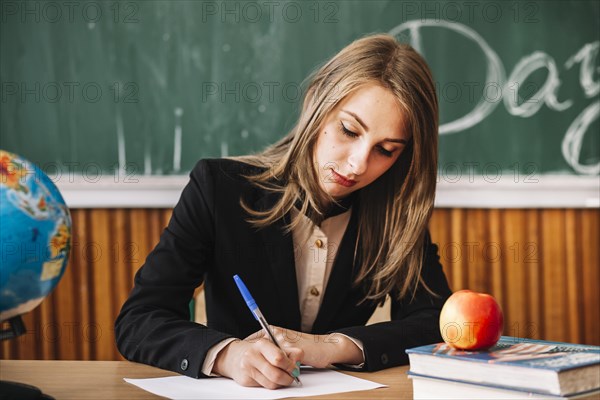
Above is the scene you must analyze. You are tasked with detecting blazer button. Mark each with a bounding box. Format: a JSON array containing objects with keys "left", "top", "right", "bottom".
[
  {"left": 380, "top": 353, "right": 389, "bottom": 365},
  {"left": 180, "top": 358, "right": 189, "bottom": 371},
  {"left": 315, "top": 239, "right": 324, "bottom": 248}
]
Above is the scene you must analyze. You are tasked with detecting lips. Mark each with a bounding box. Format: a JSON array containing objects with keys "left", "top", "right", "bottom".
[{"left": 330, "top": 170, "right": 357, "bottom": 187}]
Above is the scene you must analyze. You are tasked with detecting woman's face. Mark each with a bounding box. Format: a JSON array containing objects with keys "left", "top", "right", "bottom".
[{"left": 313, "top": 84, "right": 410, "bottom": 201}]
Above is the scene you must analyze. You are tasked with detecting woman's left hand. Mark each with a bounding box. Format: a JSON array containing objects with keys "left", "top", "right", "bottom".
[{"left": 244, "top": 327, "right": 364, "bottom": 368}]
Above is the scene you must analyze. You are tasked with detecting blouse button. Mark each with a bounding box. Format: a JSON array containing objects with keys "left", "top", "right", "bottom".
[
  {"left": 315, "top": 239, "right": 323, "bottom": 248},
  {"left": 310, "top": 286, "right": 320, "bottom": 296}
]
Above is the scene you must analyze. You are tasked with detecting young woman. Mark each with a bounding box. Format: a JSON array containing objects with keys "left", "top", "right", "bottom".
[{"left": 115, "top": 33, "right": 452, "bottom": 389}]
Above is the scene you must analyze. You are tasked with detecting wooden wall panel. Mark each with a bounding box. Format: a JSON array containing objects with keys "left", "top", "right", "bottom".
[
  {"left": 565, "top": 209, "right": 581, "bottom": 344},
  {"left": 502, "top": 209, "right": 529, "bottom": 339},
  {"left": 73, "top": 209, "right": 93, "bottom": 360},
  {"left": 1, "top": 208, "right": 599, "bottom": 361},
  {"left": 581, "top": 209, "right": 600, "bottom": 345},
  {"left": 487, "top": 209, "right": 505, "bottom": 309},
  {"left": 113, "top": 209, "right": 132, "bottom": 349},
  {"left": 90, "top": 209, "right": 116, "bottom": 360},
  {"left": 525, "top": 210, "right": 543, "bottom": 341},
  {"left": 542, "top": 210, "right": 567, "bottom": 342}
]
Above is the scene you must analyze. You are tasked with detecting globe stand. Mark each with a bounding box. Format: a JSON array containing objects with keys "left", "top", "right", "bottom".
[
  {"left": 1, "top": 316, "right": 55, "bottom": 400},
  {"left": 0, "top": 315, "right": 26, "bottom": 340}
]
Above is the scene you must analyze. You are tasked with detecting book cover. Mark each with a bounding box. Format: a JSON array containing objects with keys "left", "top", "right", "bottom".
[{"left": 406, "top": 336, "right": 600, "bottom": 396}]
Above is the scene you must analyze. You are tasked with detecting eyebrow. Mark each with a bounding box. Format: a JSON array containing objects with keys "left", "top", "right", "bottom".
[{"left": 341, "top": 109, "right": 408, "bottom": 145}]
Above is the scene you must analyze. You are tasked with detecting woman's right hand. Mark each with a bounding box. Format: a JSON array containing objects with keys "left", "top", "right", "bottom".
[{"left": 212, "top": 338, "right": 303, "bottom": 389}]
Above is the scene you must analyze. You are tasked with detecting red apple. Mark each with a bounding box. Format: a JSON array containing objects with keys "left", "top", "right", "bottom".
[{"left": 439, "top": 290, "right": 504, "bottom": 350}]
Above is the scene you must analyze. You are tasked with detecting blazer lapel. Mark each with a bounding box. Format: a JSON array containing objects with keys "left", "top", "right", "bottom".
[
  {"left": 311, "top": 206, "right": 360, "bottom": 333},
  {"left": 255, "top": 191, "right": 302, "bottom": 331}
]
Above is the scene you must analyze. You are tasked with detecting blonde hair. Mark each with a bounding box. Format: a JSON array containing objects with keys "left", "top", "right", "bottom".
[{"left": 231, "top": 33, "right": 439, "bottom": 304}]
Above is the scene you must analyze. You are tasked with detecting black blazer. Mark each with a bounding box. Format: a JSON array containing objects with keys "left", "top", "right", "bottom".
[{"left": 115, "top": 158, "right": 452, "bottom": 378}]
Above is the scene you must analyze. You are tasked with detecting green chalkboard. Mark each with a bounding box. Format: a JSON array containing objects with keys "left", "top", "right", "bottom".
[{"left": 1, "top": 0, "right": 598, "bottom": 178}]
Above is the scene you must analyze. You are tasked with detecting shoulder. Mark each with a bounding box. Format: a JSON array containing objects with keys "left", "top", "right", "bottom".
[{"left": 191, "top": 158, "right": 266, "bottom": 185}]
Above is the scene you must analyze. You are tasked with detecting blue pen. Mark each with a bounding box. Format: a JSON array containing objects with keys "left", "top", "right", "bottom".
[{"left": 233, "top": 274, "right": 301, "bottom": 385}]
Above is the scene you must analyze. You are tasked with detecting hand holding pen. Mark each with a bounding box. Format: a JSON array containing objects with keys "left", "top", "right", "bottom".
[
  {"left": 212, "top": 276, "right": 303, "bottom": 389},
  {"left": 233, "top": 274, "right": 302, "bottom": 385}
]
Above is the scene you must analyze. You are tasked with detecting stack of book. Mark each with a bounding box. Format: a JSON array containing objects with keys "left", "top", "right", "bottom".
[{"left": 406, "top": 336, "right": 600, "bottom": 399}]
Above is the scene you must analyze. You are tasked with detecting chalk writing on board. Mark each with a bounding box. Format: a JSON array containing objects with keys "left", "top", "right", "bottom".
[{"left": 391, "top": 20, "right": 599, "bottom": 175}]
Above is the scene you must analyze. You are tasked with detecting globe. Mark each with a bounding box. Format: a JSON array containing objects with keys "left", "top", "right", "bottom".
[{"left": 0, "top": 150, "right": 71, "bottom": 325}]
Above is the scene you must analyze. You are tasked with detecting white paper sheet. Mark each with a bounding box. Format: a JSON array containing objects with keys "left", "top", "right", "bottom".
[{"left": 124, "top": 368, "right": 387, "bottom": 399}]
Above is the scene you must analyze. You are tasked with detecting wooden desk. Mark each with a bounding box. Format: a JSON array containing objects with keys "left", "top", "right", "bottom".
[{"left": 0, "top": 360, "right": 412, "bottom": 399}]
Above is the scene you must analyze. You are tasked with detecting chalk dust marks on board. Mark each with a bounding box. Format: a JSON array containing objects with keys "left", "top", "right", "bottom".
[
  {"left": 116, "top": 107, "right": 126, "bottom": 177},
  {"left": 234, "top": 22, "right": 285, "bottom": 151},
  {"left": 138, "top": 42, "right": 186, "bottom": 174},
  {"left": 173, "top": 107, "right": 183, "bottom": 172},
  {"left": 206, "top": 23, "right": 230, "bottom": 157},
  {"left": 137, "top": 16, "right": 169, "bottom": 175}
]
